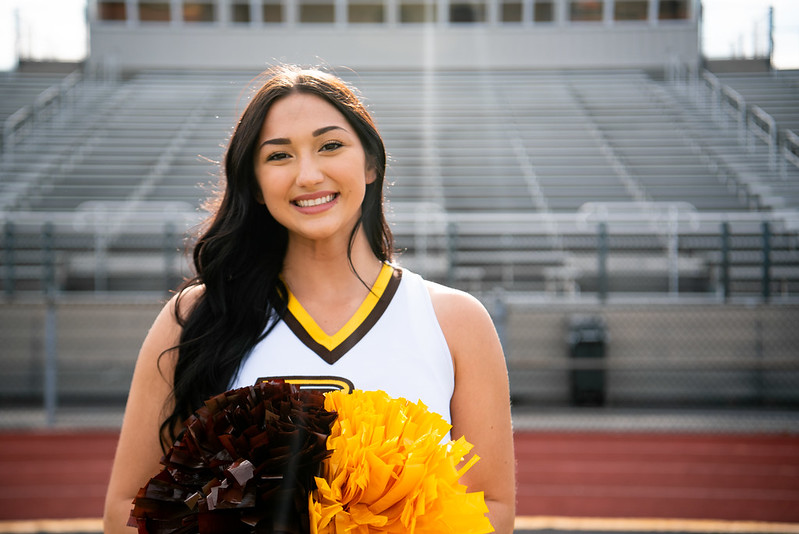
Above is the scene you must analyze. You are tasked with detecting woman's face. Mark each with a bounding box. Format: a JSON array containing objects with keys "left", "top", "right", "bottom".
[{"left": 253, "top": 92, "right": 374, "bottom": 247}]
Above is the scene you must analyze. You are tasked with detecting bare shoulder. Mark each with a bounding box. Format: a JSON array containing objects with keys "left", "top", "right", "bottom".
[
  {"left": 171, "top": 284, "right": 205, "bottom": 319},
  {"left": 142, "top": 284, "right": 205, "bottom": 361},
  {"left": 425, "top": 280, "right": 487, "bottom": 315},
  {"left": 424, "top": 280, "right": 498, "bottom": 350}
]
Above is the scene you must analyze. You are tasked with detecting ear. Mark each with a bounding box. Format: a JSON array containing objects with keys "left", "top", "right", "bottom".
[
  {"left": 365, "top": 167, "right": 377, "bottom": 185},
  {"left": 253, "top": 187, "right": 265, "bottom": 205}
]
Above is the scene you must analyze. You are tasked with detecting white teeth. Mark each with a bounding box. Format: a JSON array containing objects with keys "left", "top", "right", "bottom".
[{"left": 295, "top": 194, "right": 335, "bottom": 208}]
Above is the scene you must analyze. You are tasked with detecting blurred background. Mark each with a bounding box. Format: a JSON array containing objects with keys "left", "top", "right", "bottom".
[{"left": 0, "top": 0, "right": 798, "bottom": 532}]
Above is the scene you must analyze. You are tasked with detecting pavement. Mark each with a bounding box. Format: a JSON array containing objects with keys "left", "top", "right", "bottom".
[{"left": 2, "top": 404, "right": 798, "bottom": 434}]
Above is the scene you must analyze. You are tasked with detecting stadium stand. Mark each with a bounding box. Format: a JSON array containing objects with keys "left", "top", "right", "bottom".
[
  {"left": 0, "top": 71, "right": 77, "bottom": 132},
  {"left": 2, "top": 67, "right": 799, "bottom": 297},
  {"left": 2, "top": 5, "right": 798, "bottom": 528},
  {"left": 2, "top": 64, "right": 799, "bottom": 411},
  {"left": 713, "top": 71, "right": 799, "bottom": 135}
]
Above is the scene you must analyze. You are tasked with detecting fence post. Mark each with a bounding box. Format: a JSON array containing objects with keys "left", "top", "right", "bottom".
[
  {"left": 753, "top": 314, "right": 765, "bottom": 405},
  {"left": 446, "top": 222, "right": 458, "bottom": 287},
  {"left": 4, "top": 221, "right": 14, "bottom": 297},
  {"left": 598, "top": 222, "right": 608, "bottom": 302},
  {"left": 720, "top": 222, "right": 730, "bottom": 301},
  {"left": 94, "top": 231, "right": 109, "bottom": 293},
  {"left": 42, "top": 222, "right": 57, "bottom": 426},
  {"left": 761, "top": 221, "right": 771, "bottom": 302},
  {"left": 42, "top": 222, "right": 56, "bottom": 296},
  {"left": 492, "top": 287, "right": 508, "bottom": 359},
  {"left": 164, "top": 221, "right": 176, "bottom": 293},
  {"left": 667, "top": 206, "right": 679, "bottom": 296}
]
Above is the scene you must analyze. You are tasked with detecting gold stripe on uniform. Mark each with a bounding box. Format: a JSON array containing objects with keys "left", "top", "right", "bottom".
[
  {"left": 286, "top": 263, "right": 395, "bottom": 352},
  {"left": 258, "top": 375, "right": 354, "bottom": 393}
]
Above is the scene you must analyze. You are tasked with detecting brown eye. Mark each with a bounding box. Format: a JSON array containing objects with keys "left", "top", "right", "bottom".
[
  {"left": 267, "top": 152, "right": 290, "bottom": 162},
  {"left": 321, "top": 141, "right": 343, "bottom": 152}
]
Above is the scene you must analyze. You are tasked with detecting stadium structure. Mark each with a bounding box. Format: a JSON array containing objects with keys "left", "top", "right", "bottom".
[{"left": 1, "top": 0, "right": 799, "bottom": 411}]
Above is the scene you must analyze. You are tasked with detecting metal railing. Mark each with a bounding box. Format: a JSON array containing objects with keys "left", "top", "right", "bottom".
[
  {"left": 3, "top": 204, "right": 798, "bottom": 300},
  {"left": 782, "top": 129, "right": 799, "bottom": 179},
  {"left": 749, "top": 104, "right": 778, "bottom": 169},
  {"left": 1, "top": 58, "right": 122, "bottom": 160},
  {"left": 669, "top": 65, "right": 798, "bottom": 176},
  {"left": 2, "top": 70, "right": 83, "bottom": 157}
]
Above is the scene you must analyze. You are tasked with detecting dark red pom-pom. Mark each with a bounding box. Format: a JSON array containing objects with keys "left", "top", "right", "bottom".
[{"left": 130, "top": 381, "right": 337, "bottom": 534}]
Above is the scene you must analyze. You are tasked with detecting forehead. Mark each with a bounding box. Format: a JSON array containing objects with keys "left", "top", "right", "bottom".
[{"left": 260, "top": 92, "right": 349, "bottom": 136}]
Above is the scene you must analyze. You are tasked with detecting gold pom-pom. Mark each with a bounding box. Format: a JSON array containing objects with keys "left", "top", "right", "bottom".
[{"left": 309, "top": 389, "right": 493, "bottom": 533}]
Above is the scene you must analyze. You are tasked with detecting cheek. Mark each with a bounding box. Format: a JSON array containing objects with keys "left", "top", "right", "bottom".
[
  {"left": 254, "top": 169, "right": 286, "bottom": 202},
  {"left": 335, "top": 156, "right": 372, "bottom": 189}
]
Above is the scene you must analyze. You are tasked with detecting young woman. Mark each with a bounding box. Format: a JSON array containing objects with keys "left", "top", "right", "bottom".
[{"left": 103, "top": 65, "right": 516, "bottom": 533}]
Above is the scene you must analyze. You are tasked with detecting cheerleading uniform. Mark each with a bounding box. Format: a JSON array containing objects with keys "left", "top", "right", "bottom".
[{"left": 230, "top": 264, "right": 455, "bottom": 424}]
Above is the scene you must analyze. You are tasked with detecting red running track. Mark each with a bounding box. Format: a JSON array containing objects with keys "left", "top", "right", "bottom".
[
  {"left": 514, "top": 432, "right": 799, "bottom": 523},
  {"left": 0, "top": 431, "right": 797, "bottom": 523}
]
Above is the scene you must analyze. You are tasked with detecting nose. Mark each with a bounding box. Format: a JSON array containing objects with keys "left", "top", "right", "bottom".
[{"left": 295, "top": 154, "right": 324, "bottom": 187}]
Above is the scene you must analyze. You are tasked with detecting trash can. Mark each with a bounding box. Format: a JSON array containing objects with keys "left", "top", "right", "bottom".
[{"left": 566, "top": 315, "right": 608, "bottom": 406}]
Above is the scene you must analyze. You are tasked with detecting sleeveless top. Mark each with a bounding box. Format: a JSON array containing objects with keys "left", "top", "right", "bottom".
[{"left": 230, "top": 264, "right": 455, "bottom": 424}]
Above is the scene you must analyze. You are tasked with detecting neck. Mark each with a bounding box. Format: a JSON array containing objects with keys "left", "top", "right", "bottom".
[{"left": 281, "top": 228, "right": 384, "bottom": 300}]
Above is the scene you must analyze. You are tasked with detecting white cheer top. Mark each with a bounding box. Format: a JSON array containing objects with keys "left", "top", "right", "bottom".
[{"left": 230, "top": 264, "right": 455, "bottom": 424}]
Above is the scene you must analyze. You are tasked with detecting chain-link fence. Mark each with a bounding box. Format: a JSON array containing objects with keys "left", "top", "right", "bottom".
[
  {"left": 2, "top": 203, "right": 799, "bottom": 430},
  {"left": 501, "top": 299, "right": 799, "bottom": 407},
  {"left": 2, "top": 294, "right": 798, "bottom": 431}
]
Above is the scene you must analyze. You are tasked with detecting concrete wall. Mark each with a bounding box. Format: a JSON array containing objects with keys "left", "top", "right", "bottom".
[
  {"left": 2, "top": 298, "right": 797, "bottom": 407},
  {"left": 89, "top": 24, "right": 700, "bottom": 71},
  {"left": 507, "top": 302, "right": 799, "bottom": 406}
]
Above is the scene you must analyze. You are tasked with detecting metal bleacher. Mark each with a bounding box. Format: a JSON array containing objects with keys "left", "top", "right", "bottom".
[
  {"left": 1, "top": 66, "right": 798, "bottom": 296},
  {"left": 698, "top": 70, "right": 799, "bottom": 212},
  {"left": 0, "top": 71, "right": 75, "bottom": 132},
  {"left": 714, "top": 70, "right": 799, "bottom": 135}
]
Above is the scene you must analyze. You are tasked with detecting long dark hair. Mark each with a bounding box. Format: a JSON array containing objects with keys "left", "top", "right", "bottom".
[{"left": 159, "top": 65, "right": 394, "bottom": 449}]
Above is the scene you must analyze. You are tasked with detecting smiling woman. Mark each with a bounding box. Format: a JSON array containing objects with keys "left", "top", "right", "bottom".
[
  {"left": 253, "top": 93, "right": 373, "bottom": 247},
  {"left": 102, "top": 65, "right": 516, "bottom": 533}
]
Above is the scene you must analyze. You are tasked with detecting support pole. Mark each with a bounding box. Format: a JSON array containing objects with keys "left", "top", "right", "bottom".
[
  {"left": 598, "top": 222, "right": 608, "bottom": 303},
  {"left": 4, "top": 221, "right": 14, "bottom": 297},
  {"left": 446, "top": 221, "right": 457, "bottom": 287},
  {"left": 720, "top": 221, "right": 730, "bottom": 301},
  {"left": 42, "top": 222, "right": 57, "bottom": 427},
  {"left": 761, "top": 221, "right": 771, "bottom": 302},
  {"left": 164, "top": 221, "right": 176, "bottom": 293}
]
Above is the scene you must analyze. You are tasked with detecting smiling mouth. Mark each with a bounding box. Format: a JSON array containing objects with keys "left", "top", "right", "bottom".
[{"left": 293, "top": 193, "right": 338, "bottom": 208}]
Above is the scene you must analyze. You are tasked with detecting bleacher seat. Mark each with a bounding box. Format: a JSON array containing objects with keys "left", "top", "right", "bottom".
[{"left": 1, "top": 68, "right": 798, "bottom": 296}]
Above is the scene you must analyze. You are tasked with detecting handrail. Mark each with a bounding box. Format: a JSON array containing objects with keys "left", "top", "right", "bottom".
[
  {"left": 4, "top": 205, "right": 796, "bottom": 301},
  {"left": 1, "top": 69, "right": 85, "bottom": 158},
  {"left": 691, "top": 68, "right": 793, "bottom": 173},
  {"left": 5, "top": 204, "right": 795, "bottom": 235},
  {"left": 576, "top": 201, "right": 699, "bottom": 228},
  {"left": 700, "top": 70, "right": 722, "bottom": 120},
  {"left": 782, "top": 129, "right": 799, "bottom": 179},
  {"left": 720, "top": 85, "right": 746, "bottom": 144},
  {"left": 33, "top": 85, "right": 61, "bottom": 125},
  {"left": 2, "top": 106, "right": 33, "bottom": 156},
  {"left": 748, "top": 105, "right": 778, "bottom": 169},
  {"left": 665, "top": 55, "right": 694, "bottom": 93}
]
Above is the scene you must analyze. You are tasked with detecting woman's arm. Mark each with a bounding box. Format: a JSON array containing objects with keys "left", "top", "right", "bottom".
[
  {"left": 428, "top": 283, "right": 516, "bottom": 534},
  {"left": 103, "top": 293, "right": 186, "bottom": 533}
]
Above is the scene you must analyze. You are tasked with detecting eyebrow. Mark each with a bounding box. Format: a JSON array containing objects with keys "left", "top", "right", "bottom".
[{"left": 258, "top": 125, "right": 347, "bottom": 150}]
